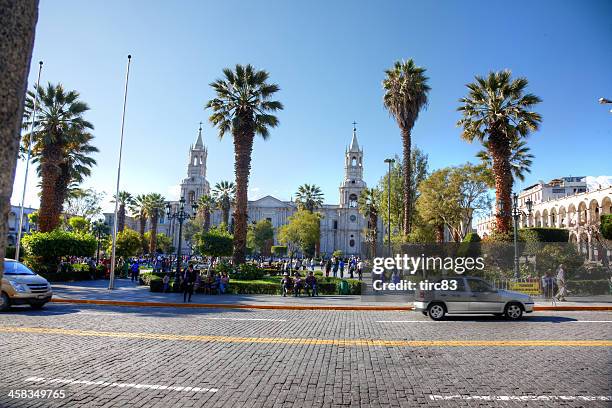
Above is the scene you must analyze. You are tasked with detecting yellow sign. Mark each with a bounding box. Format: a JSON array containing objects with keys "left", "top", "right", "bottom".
[{"left": 509, "top": 281, "right": 541, "bottom": 295}]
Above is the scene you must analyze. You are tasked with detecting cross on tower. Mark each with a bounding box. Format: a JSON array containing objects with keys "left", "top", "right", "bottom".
[{"left": 352, "top": 121, "right": 357, "bottom": 130}]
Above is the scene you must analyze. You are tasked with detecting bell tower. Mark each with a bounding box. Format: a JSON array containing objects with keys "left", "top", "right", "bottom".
[
  {"left": 339, "top": 123, "right": 366, "bottom": 209},
  {"left": 180, "top": 123, "right": 210, "bottom": 208}
]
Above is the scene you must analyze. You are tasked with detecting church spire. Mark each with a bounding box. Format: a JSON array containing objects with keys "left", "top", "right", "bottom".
[
  {"left": 194, "top": 121, "right": 204, "bottom": 149},
  {"left": 349, "top": 121, "right": 359, "bottom": 152}
]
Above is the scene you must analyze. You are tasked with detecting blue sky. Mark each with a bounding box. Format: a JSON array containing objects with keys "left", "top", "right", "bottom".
[{"left": 11, "top": 0, "right": 612, "bottom": 213}]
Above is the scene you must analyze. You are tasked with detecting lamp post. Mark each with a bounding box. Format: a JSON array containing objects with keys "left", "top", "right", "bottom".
[
  {"left": 498, "top": 193, "right": 533, "bottom": 279},
  {"left": 92, "top": 221, "right": 108, "bottom": 264},
  {"left": 166, "top": 197, "right": 198, "bottom": 277},
  {"left": 383, "top": 158, "right": 395, "bottom": 258}
]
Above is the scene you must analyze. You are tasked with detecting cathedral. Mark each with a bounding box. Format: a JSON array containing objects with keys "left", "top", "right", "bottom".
[{"left": 107, "top": 125, "right": 383, "bottom": 257}]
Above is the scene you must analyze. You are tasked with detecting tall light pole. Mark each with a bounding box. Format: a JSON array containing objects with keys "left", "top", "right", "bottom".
[
  {"left": 384, "top": 158, "right": 395, "bottom": 258},
  {"left": 109, "top": 55, "right": 132, "bottom": 290},
  {"left": 15, "top": 61, "right": 43, "bottom": 261},
  {"left": 499, "top": 193, "right": 532, "bottom": 279},
  {"left": 166, "top": 197, "right": 198, "bottom": 278}
]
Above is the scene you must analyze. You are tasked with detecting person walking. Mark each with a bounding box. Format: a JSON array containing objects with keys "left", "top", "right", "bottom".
[
  {"left": 357, "top": 259, "right": 364, "bottom": 281},
  {"left": 130, "top": 260, "right": 139, "bottom": 283},
  {"left": 554, "top": 264, "right": 567, "bottom": 301},
  {"left": 325, "top": 259, "right": 332, "bottom": 277},
  {"left": 339, "top": 259, "right": 345, "bottom": 278},
  {"left": 332, "top": 257, "right": 339, "bottom": 278},
  {"left": 182, "top": 265, "right": 197, "bottom": 303}
]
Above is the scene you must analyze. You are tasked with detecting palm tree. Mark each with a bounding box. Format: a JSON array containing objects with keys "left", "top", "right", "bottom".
[
  {"left": 1, "top": 0, "right": 38, "bottom": 277},
  {"left": 383, "top": 59, "right": 430, "bottom": 237},
  {"left": 207, "top": 65, "right": 283, "bottom": 264},
  {"left": 129, "top": 194, "right": 148, "bottom": 252},
  {"left": 212, "top": 181, "right": 235, "bottom": 228},
  {"left": 295, "top": 184, "right": 324, "bottom": 213},
  {"left": 477, "top": 139, "right": 534, "bottom": 183},
  {"left": 458, "top": 70, "right": 542, "bottom": 233},
  {"left": 112, "top": 191, "right": 134, "bottom": 232},
  {"left": 22, "top": 83, "right": 96, "bottom": 232},
  {"left": 358, "top": 188, "right": 380, "bottom": 258},
  {"left": 197, "top": 194, "right": 216, "bottom": 232},
  {"left": 144, "top": 193, "right": 166, "bottom": 254}
]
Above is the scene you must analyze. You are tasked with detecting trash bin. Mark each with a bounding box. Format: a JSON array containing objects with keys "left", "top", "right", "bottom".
[{"left": 338, "top": 279, "right": 350, "bottom": 295}]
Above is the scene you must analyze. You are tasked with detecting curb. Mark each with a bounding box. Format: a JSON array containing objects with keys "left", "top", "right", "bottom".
[{"left": 50, "top": 298, "right": 612, "bottom": 312}]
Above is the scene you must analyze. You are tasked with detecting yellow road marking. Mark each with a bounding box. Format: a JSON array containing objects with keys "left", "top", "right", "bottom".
[{"left": 1, "top": 326, "right": 610, "bottom": 347}]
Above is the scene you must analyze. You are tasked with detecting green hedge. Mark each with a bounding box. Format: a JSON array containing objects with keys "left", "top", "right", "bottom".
[
  {"left": 601, "top": 214, "right": 612, "bottom": 240},
  {"left": 567, "top": 280, "right": 610, "bottom": 296},
  {"left": 38, "top": 263, "right": 106, "bottom": 282},
  {"left": 519, "top": 228, "right": 569, "bottom": 243}
]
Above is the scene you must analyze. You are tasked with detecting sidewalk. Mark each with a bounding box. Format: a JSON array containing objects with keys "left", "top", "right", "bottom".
[{"left": 49, "top": 279, "right": 612, "bottom": 311}]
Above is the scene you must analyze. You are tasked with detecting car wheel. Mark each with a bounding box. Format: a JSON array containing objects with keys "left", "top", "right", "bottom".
[
  {"left": 0, "top": 292, "right": 10, "bottom": 312},
  {"left": 30, "top": 302, "right": 46, "bottom": 310},
  {"left": 427, "top": 303, "right": 446, "bottom": 321},
  {"left": 504, "top": 302, "right": 523, "bottom": 320}
]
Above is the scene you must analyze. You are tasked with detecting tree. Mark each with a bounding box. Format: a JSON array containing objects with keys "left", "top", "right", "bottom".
[
  {"left": 358, "top": 188, "right": 380, "bottom": 258},
  {"left": 295, "top": 184, "right": 324, "bottom": 212},
  {"left": 144, "top": 193, "right": 166, "bottom": 254},
  {"left": 0, "top": 0, "right": 39, "bottom": 279},
  {"left": 198, "top": 227, "right": 233, "bottom": 257},
  {"left": 28, "top": 210, "right": 39, "bottom": 230},
  {"left": 383, "top": 59, "right": 430, "bottom": 236},
  {"left": 378, "top": 148, "right": 428, "bottom": 240},
  {"left": 22, "top": 83, "right": 97, "bottom": 231},
  {"left": 129, "top": 194, "right": 148, "bottom": 249},
  {"left": 144, "top": 231, "right": 173, "bottom": 254},
  {"left": 247, "top": 219, "right": 274, "bottom": 255},
  {"left": 206, "top": 64, "right": 283, "bottom": 265},
  {"left": 212, "top": 181, "right": 235, "bottom": 228},
  {"left": 477, "top": 139, "right": 534, "bottom": 186},
  {"left": 196, "top": 194, "right": 216, "bottom": 232},
  {"left": 417, "top": 164, "right": 491, "bottom": 242},
  {"left": 68, "top": 216, "right": 90, "bottom": 233},
  {"left": 112, "top": 191, "right": 134, "bottom": 232},
  {"left": 458, "top": 70, "right": 542, "bottom": 234},
  {"left": 64, "top": 188, "right": 104, "bottom": 220},
  {"left": 112, "top": 228, "right": 142, "bottom": 259},
  {"left": 278, "top": 210, "right": 321, "bottom": 257}
]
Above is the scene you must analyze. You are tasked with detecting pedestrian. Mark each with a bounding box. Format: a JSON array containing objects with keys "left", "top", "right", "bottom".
[
  {"left": 357, "top": 259, "right": 363, "bottom": 281},
  {"left": 554, "top": 264, "right": 567, "bottom": 301},
  {"left": 130, "top": 260, "right": 139, "bottom": 282},
  {"left": 162, "top": 273, "right": 170, "bottom": 293},
  {"left": 182, "top": 265, "right": 197, "bottom": 303},
  {"left": 339, "top": 259, "right": 345, "bottom": 278},
  {"left": 325, "top": 259, "right": 332, "bottom": 277}
]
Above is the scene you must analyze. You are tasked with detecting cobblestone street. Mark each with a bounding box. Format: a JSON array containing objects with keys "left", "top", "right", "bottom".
[{"left": 0, "top": 304, "right": 610, "bottom": 407}]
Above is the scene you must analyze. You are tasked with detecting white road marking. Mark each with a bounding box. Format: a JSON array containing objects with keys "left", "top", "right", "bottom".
[
  {"left": 429, "top": 395, "right": 611, "bottom": 401},
  {"left": 24, "top": 377, "right": 217, "bottom": 393}
]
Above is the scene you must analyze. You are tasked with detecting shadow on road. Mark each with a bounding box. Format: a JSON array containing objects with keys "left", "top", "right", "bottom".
[{"left": 437, "top": 315, "right": 579, "bottom": 323}]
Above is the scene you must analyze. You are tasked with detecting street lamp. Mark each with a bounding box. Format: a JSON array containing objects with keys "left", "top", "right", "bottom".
[
  {"left": 166, "top": 197, "right": 198, "bottom": 277},
  {"left": 383, "top": 158, "right": 395, "bottom": 258},
  {"left": 497, "top": 193, "right": 533, "bottom": 279},
  {"left": 92, "top": 221, "right": 109, "bottom": 264}
]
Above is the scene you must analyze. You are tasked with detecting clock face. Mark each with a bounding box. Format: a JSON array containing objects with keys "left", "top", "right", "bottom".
[{"left": 349, "top": 215, "right": 357, "bottom": 222}]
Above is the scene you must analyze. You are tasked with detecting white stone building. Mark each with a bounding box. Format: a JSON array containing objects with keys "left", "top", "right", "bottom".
[
  {"left": 106, "top": 125, "right": 383, "bottom": 257},
  {"left": 474, "top": 176, "right": 612, "bottom": 261},
  {"left": 7, "top": 205, "right": 36, "bottom": 247}
]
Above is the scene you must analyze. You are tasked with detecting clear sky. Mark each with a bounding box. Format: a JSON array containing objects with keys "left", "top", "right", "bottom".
[{"left": 11, "top": 0, "right": 612, "bottom": 214}]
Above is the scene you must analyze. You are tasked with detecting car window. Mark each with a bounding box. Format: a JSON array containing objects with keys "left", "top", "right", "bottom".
[
  {"left": 467, "top": 278, "right": 492, "bottom": 292},
  {"left": 3, "top": 261, "right": 36, "bottom": 275}
]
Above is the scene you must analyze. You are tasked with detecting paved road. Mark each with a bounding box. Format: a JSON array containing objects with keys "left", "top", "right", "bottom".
[{"left": 0, "top": 303, "right": 610, "bottom": 407}]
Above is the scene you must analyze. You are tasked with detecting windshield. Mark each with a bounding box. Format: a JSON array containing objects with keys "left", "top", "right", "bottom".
[{"left": 3, "top": 261, "right": 36, "bottom": 275}]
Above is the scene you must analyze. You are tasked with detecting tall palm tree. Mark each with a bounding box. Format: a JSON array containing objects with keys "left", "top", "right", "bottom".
[
  {"left": 295, "top": 184, "right": 324, "bottom": 213},
  {"left": 197, "top": 194, "right": 216, "bottom": 232},
  {"left": 206, "top": 64, "right": 283, "bottom": 264},
  {"left": 144, "top": 193, "right": 166, "bottom": 254},
  {"left": 212, "top": 181, "right": 235, "bottom": 228},
  {"left": 458, "top": 70, "right": 542, "bottom": 233},
  {"left": 358, "top": 188, "right": 380, "bottom": 258},
  {"left": 477, "top": 139, "right": 534, "bottom": 183},
  {"left": 129, "top": 194, "right": 148, "bottom": 252},
  {"left": 112, "top": 191, "right": 134, "bottom": 232},
  {"left": 22, "top": 83, "right": 96, "bottom": 232},
  {"left": 383, "top": 59, "right": 430, "bottom": 237},
  {"left": 0, "top": 0, "right": 39, "bottom": 277}
]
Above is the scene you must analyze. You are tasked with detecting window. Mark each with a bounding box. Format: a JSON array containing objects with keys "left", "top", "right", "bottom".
[
  {"left": 467, "top": 278, "right": 493, "bottom": 292},
  {"left": 333, "top": 220, "right": 338, "bottom": 229},
  {"left": 349, "top": 239, "right": 355, "bottom": 247},
  {"left": 3, "top": 261, "right": 35, "bottom": 275},
  {"left": 351, "top": 157, "right": 357, "bottom": 166},
  {"left": 349, "top": 215, "right": 357, "bottom": 222},
  {"left": 348, "top": 194, "right": 358, "bottom": 208}
]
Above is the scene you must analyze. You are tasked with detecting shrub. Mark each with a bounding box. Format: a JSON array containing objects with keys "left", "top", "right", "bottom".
[
  {"left": 567, "top": 280, "right": 610, "bottom": 296},
  {"left": 112, "top": 228, "right": 143, "bottom": 258},
  {"left": 520, "top": 228, "right": 569, "bottom": 243},
  {"left": 231, "top": 263, "right": 265, "bottom": 280},
  {"left": 21, "top": 230, "right": 97, "bottom": 274},
  {"left": 271, "top": 246, "right": 287, "bottom": 257},
  {"left": 462, "top": 232, "right": 481, "bottom": 243}
]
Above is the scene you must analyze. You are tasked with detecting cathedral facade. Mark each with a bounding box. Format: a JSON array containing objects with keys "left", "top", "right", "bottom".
[{"left": 107, "top": 126, "right": 383, "bottom": 257}]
